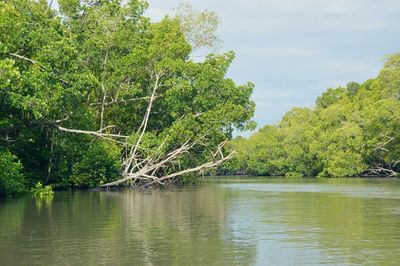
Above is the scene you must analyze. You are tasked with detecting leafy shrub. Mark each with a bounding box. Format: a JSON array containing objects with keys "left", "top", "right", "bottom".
[
  {"left": 325, "top": 151, "right": 365, "bottom": 177},
  {"left": 0, "top": 151, "right": 26, "bottom": 197},
  {"left": 31, "top": 182, "right": 54, "bottom": 197},
  {"left": 72, "top": 140, "right": 121, "bottom": 188}
]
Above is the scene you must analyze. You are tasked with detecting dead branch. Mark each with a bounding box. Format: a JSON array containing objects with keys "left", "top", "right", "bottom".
[
  {"left": 363, "top": 167, "right": 398, "bottom": 177},
  {"left": 155, "top": 151, "right": 235, "bottom": 184},
  {"left": 90, "top": 96, "right": 154, "bottom": 107},
  {"left": 374, "top": 135, "right": 395, "bottom": 152},
  {"left": 101, "top": 139, "right": 233, "bottom": 188},
  {"left": 99, "top": 83, "right": 107, "bottom": 132},
  {"left": 9, "top": 53, "right": 43, "bottom": 67},
  {"left": 55, "top": 125, "right": 128, "bottom": 139},
  {"left": 10, "top": 52, "right": 70, "bottom": 85},
  {"left": 124, "top": 73, "right": 162, "bottom": 173}
]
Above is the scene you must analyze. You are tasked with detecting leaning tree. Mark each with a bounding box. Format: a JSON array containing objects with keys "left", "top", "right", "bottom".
[{"left": 0, "top": 0, "right": 255, "bottom": 187}]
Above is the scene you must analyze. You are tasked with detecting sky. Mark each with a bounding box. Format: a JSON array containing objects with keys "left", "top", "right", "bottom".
[{"left": 145, "top": 0, "right": 400, "bottom": 133}]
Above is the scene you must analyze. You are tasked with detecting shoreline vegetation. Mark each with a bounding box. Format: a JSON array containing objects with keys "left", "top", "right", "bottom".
[
  {"left": 220, "top": 55, "right": 399, "bottom": 179},
  {"left": 0, "top": 1, "right": 398, "bottom": 198},
  {"left": 0, "top": 0, "right": 255, "bottom": 197}
]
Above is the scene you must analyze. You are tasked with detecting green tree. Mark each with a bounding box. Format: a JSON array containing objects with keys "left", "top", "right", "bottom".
[
  {"left": 226, "top": 54, "right": 399, "bottom": 178},
  {"left": 0, "top": 151, "right": 26, "bottom": 197},
  {"left": 0, "top": 0, "right": 255, "bottom": 191},
  {"left": 72, "top": 140, "right": 121, "bottom": 188},
  {"left": 174, "top": 2, "right": 221, "bottom": 51}
]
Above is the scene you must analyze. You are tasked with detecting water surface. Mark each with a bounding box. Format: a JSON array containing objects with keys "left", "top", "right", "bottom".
[{"left": 1, "top": 177, "right": 400, "bottom": 265}]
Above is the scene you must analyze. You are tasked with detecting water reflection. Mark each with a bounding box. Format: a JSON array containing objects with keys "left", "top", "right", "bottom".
[
  {"left": 222, "top": 179, "right": 400, "bottom": 265},
  {"left": 0, "top": 179, "right": 400, "bottom": 265},
  {"left": 0, "top": 187, "right": 256, "bottom": 265}
]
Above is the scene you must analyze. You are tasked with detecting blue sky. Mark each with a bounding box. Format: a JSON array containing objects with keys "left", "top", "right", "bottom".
[{"left": 146, "top": 0, "right": 400, "bottom": 133}]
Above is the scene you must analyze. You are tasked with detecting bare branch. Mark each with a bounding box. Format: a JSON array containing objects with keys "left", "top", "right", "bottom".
[
  {"left": 101, "top": 139, "right": 233, "bottom": 188},
  {"left": 99, "top": 83, "right": 107, "bottom": 132},
  {"left": 55, "top": 125, "right": 128, "bottom": 139},
  {"left": 9, "top": 53, "right": 43, "bottom": 67},
  {"left": 9, "top": 52, "right": 70, "bottom": 85},
  {"left": 363, "top": 167, "right": 398, "bottom": 177},
  {"left": 156, "top": 151, "right": 234, "bottom": 184},
  {"left": 90, "top": 96, "right": 155, "bottom": 107},
  {"left": 124, "top": 73, "right": 162, "bottom": 173},
  {"left": 374, "top": 135, "right": 395, "bottom": 152}
]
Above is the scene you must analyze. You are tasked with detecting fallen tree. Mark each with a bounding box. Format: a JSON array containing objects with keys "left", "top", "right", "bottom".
[
  {"left": 53, "top": 71, "right": 238, "bottom": 187},
  {"left": 0, "top": 0, "right": 255, "bottom": 189}
]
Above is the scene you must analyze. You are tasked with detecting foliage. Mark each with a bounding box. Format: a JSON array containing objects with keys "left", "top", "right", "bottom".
[
  {"left": 0, "top": 151, "right": 26, "bottom": 197},
  {"left": 174, "top": 2, "right": 221, "bottom": 51},
  {"left": 0, "top": 0, "right": 255, "bottom": 192},
  {"left": 31, "top": 182, "right": 54, "bottom": 197},
  {"left": 72, "top": 140, "right": 121, "bottom": 188},
  {"left": 224, "top": 55, "right": 400, "bottom": 177}
]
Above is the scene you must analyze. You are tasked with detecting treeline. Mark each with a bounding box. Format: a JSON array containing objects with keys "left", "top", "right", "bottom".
[
  {"left": 0, "top": 0, "right": 255, "bottom": 197},
  {"left": 222, "top": 55, "right": 400, "bottom": 177}
]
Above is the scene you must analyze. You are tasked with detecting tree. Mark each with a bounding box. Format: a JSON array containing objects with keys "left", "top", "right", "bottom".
[
  {"left": 225, "top": 54, "right": 399, "bottom": 178},
  {"left": 174, "top": 2, "right": 221, "bottom": 51},
  {"left": 0, "top": 0, "right": 255, "bottom": 190},
  {"left": 0, "top": 151, "right": 26, "bottom": 197}
]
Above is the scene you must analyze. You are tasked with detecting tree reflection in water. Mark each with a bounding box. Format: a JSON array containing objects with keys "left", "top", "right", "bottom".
[{"left": 0, "top": 186, "right": 256, "bottom": 265}]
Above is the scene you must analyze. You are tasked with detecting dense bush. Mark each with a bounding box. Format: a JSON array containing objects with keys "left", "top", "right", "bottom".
[
  {"left": 223, "top": 54, "right": 400, "bottom": 177},
  {"left": 72, "top": 140, "right": 122, "bottom": 188},
  {"left": 0, "top": 151, "right": 26, "bottom": 197}
]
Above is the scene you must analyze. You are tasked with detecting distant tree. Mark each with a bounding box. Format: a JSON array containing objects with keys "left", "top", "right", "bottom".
[
  {"left": 225, "top": 54, "right": 400, "bottom": 178},
  {"left": 174, "top": 2, "right": 222, "bottom": 51}
]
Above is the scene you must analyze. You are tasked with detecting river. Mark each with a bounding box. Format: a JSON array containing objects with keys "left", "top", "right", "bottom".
[{"left": 1, "top": 177, "right": 399, "bottom": 265}]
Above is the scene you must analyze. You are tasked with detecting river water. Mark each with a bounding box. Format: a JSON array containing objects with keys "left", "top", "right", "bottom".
[{"left": 1, "top": 177, "right": 400, "bottom": 265}]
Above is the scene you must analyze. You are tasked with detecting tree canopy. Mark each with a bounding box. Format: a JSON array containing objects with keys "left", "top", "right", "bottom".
[{"left": 222, "top": 54, "right": 400, "bottom": 178}]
